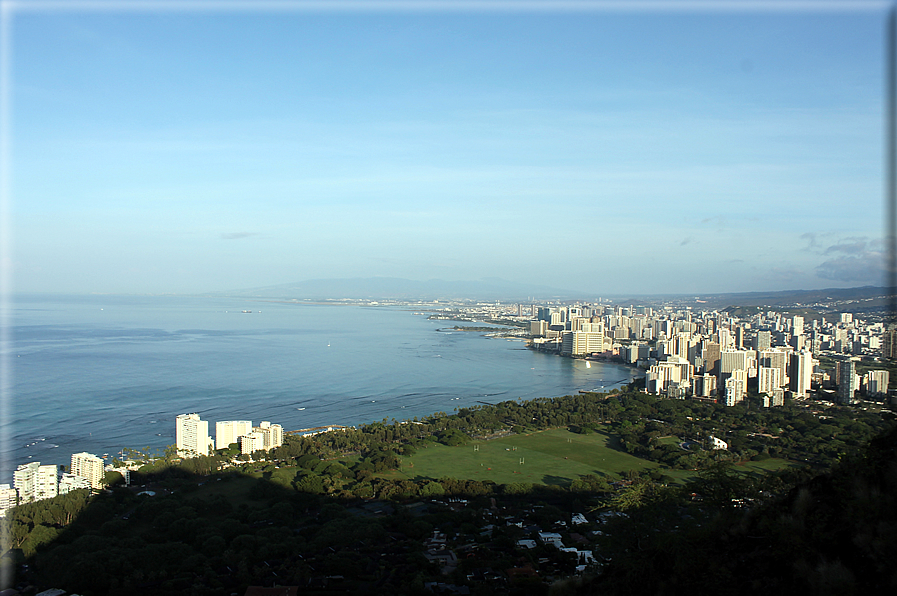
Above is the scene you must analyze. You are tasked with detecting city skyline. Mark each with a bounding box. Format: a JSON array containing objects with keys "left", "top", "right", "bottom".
[{"left": 4, "top": 1, "right": 889, "bottom": 296}]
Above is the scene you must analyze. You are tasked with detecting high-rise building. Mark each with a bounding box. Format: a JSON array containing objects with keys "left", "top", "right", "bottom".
[
  {"left": 234, "top": 421, "right": 284, "bottom": 454},
  {"left": 216, "top": 420, "right": 253, "bottom": 450},
  {"left": 14, "top": 462, "right": 58, "bottom": 503},
  {"left": 790, "top": 334, "right": 807, "bottom": 351},
  {"left": 864, "top": 370, "right": 890, "bottom": 397},
  {"left": 529, "top": 320, "right": 548, "bottom": 336},
  {"left": 672, "top": 332, "right": 690, "bottom": 360},
  {"left": 240, "top": 432, "right": 266, "bottom": 455},
  {"left": 13, "top": 463, "right": 37, "bottom": 503},
  {"left": 836, "top": 358, "right": 859, "bottom": 405},
  {"left": 176, "top": 413, "right": 212, "bottom": 457},
  {"left": 560, "top": 330, "right": 605, "bottom": 356},
  {"left": 255, "top": 421, "right": 284, "bottom": 450},
  {"left": 789, "top": 349, "right": 814, "bottom": 398},
  {"left": 753, "top": 330, "right": 772, "bottom": 351},
  {"left": 0, "top": 484, "right": 18, "bottom": 518},
  {"left": 570, "top": 317, "right": 589, "bottom": 332},
  {"left": 717, "top": 328, "right": 734, "bottom": 350},
  {"left": 883, "top": 327, "right": 897, "bottom": 359},
  {"left": 692, "top": 374, "right": 717, "bottom": 397},
  {"left": 702, "top": 341, "right": 720, "bottom": 376},
  {"left": 71, "top": 452, "right": 104, "bottom": 490},
  {"left": 758, "top": 366, "right": 783, "bottom": 395},
  {"left": 720, "top": 350, "right": 755, "bottom": 377},
  {"left": 761, "top": 389, "right": 785, "bottom": 408},
  {"left": 759, "top": 348, "right": 790, "bottom": 385},
  {"left": 724, "top": 369, "right": 747, "bottom": 406},
  {"left": 645, "top": 356, "right": 691, "bottom": 396}
]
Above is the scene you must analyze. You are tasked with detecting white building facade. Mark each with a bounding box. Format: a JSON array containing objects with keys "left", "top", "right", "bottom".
[
  {"left": 176, "top": 413, "right": 213, "bottom": 457},
  {"left": 14, "top": 462, "right": 58, "bottom": 503},
  {"left": 71, "top": 452, "right": 104, "bottom": 490},
  {"left": 216, "top": 420, "right": 253, "bottom": 450}
]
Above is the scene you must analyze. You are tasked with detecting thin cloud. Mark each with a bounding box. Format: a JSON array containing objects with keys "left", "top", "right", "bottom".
[
  {"left": 766, "top": 266, "right": 806, "bottom": 281},
  {"left": 815, "top": 250, "right": 884, "bottom": 283},
  {"left": 799, "top": 232, "right": 820, "bottom": 251},
  {"left": 220, "top": 232, "right": 257, "bottom": 240},
  {"left": 801, "top": 233, "right": 875, "bottom": 257},
  {"left": 823, "top": 239, "right": 868, "bottom": 255}
]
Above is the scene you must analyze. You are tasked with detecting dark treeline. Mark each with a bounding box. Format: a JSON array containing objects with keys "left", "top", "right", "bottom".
[{"left": 12, "top": 474, "right": 607, "bottom": 595}]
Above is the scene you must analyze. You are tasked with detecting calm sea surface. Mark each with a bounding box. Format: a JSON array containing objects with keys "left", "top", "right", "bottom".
[{"left": 4, "top": 294, "right": 641, "bottom": 480}]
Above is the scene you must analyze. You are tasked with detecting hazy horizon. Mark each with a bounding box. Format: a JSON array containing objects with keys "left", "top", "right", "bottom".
[
  {"left": 10, "top": 276, "right": 890, "bottom": 304},
  {"left": 7, "top": 2, "right": 888, "bottom": 296}
]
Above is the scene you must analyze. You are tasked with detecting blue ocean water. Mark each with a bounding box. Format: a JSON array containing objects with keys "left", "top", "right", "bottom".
[{"left": 4, "top": 294, "right": 641, "bottom": 480}]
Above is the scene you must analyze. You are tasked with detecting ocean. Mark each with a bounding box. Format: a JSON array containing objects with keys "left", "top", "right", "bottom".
[{"left": 4, "top": 294, "right": 641, "bottom": 480}]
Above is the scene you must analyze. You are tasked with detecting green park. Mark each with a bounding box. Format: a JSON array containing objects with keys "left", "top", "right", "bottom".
[{"left": 385, "top": 427, "right": 796, "bottom": 487}]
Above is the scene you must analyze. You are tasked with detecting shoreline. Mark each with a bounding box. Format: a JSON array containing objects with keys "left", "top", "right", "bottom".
[{"left": 6, "top": 300, "right": 632, "bottom": 483}]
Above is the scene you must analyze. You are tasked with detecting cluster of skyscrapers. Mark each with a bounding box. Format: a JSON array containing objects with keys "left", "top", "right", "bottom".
[
  {"left": 527, "top": 305, "right": 890, "bottom": 407},
  {"left": 1, "top": 452, "right": 105, "bottom": 517},
  {"left": 176, "top": 413, "right": 284, "bottom": 458},
  {"left": 1, "top": 413, "right": 287, "bottom": 516}
]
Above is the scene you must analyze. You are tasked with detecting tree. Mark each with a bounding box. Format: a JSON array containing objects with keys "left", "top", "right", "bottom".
[
  {"left": 21, "top": 524, "right": 58, "bottom": 557},
  {"left": 608, "top": 479, "right": 658, "bottom": 511},
  {"left": 104, "top": 470, "right": 125, "bottom": 487},
  {"left": 420, "top": 481, "right": 445, "bottom": 497}
]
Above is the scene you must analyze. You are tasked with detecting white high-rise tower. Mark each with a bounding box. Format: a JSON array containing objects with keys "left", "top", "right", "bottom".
[
  {"left": 216, "top": 420, "right": 253, "bottom": 450},
  {"left": 71, "top": 452, "right": 105, "bottom": 490},
  {"left": 176, "top": 413, "right": 212, "bottom": 457},
  {"left": 789, "top": 349, "right": 813, "bottom": 398}
]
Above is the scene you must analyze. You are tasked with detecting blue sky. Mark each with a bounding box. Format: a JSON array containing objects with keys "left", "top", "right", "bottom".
[{"left": 6, "top": 2, "right": 888, "bottom": 295}]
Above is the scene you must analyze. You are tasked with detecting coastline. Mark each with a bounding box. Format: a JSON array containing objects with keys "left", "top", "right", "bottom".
[{"left": 7, "top": 297, "right": 636, "bottom": 482}]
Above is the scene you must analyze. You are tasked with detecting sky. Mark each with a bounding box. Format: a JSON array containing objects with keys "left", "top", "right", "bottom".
[{"left": 4, "top": 1, "right": 890, "bottom": 296}]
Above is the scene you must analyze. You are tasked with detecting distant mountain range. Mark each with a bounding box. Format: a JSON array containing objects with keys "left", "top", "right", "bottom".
[
  {"left": 213, "top": 278, "right": 895, "bottom": 308},
  {"left": 682, "top": 286, "right": 894, "bottom": 310},
  {"left": 614, "top": 286, "right": 895, "bottom": 309}
]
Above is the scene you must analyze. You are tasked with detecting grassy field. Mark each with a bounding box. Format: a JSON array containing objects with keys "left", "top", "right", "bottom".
[
  {"left": 385, "top": 428, "right": 799, "bottom": 487},
  {"left": 390, "top": 428, "right": 662, "bottom": 487},
  {"left": 180, "top": 430, "right": 800, "bottom": 496},
  {"left": 734, "top": 458, "right": 801, "bottom": 475}
]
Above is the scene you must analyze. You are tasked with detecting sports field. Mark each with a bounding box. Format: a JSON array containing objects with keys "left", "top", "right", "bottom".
[{"left": 393, "top": 428, "right": 661, "bottom": 486}]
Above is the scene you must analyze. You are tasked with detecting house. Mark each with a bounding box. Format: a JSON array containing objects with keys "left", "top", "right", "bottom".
[{"left": 538, "top": 531, "right": 564, "bottom": 547}]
